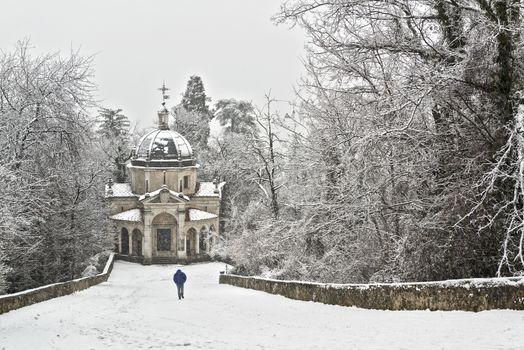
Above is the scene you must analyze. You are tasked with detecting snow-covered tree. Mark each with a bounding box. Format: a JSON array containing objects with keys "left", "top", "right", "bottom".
[
  {"left": 214, "top": 99, "right": 256, "bottom": 135},
  {"left": 0, "top": 41, "right": 113, "bottom": 293},
  {"left": 171, "top": 104, "right": 210, "bottom": 153},
  {"left": 181, "top": 75, "right": 211, "bottom": 117},
  {"left": 268, "top": 0, "right": 524, "bottom": 281},
  {"left": 171, "top": 76, "right": 212, "bottom": 153},
  {"left": 97, "top": 107, "right": 131, "bottom": 183},
  {"left": 249, "top": 96, "right": 284, "bottom": 218}
]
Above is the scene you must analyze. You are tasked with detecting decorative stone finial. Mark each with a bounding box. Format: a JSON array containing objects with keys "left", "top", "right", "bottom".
[
  {"left": 107, "top": 178, "right": 114, "bottom": 196},
  {"left": 157, "top": 102, "right": 170, "bottom": 130},
  {"left": 213, "top": 177, "right": 219, "bottom": 194}
]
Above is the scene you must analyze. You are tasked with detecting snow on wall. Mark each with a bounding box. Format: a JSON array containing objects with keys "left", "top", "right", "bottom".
[
  {"left": 194, "top": 181, "right": 225, "bottom": 197},
  {"left": 219, "top": 274, "right": 524, "bottom": 312},
  {"left": 0, "top": 253, "right": 115, "bottom": 315},
  {"left": 110, "top": 208, "right": 143, "bottom": 222},
  {"left": 105, "top": 183, "right": 135, "bottom": 198},
  {"left": 188, "top": 208, "right": 217, "bottom": 222}
]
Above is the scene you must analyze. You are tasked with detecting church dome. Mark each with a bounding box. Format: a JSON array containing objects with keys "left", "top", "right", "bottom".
[{"left": 131, "top": 129, "right": 195, "bottom": 167}]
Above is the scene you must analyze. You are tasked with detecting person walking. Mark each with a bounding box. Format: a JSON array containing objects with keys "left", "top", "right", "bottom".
[{"left": 173, "top": 269, "right": 187, "bottom": 300}]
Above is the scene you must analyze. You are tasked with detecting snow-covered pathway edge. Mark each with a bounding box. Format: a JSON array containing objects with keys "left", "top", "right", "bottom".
[
  {"left": 1, "top": 261, "right": 522, "bottom": 349},
  {"left": 220, "top": 273, "right": 524, "bottom": 311},
  {"left": 0, "top": 252, "right": 115, "bottom": 315}
]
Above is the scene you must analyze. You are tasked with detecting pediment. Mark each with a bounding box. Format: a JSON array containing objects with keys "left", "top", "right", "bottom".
[
  {"left": 139, "top": 185, "right": 190, "bottom": 204},
  {"left": 146, "top": 195, "right": 185, "bottom": 204}
]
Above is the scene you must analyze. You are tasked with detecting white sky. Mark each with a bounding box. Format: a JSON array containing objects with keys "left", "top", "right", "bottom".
[{"left": 0, "top": 0, "right": 306, "bottom": 128}]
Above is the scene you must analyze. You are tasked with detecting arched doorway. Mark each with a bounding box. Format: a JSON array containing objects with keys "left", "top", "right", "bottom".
[
  {"left": 121, "top": 228, "right": 129, "bottom": 255},
  {"left": 132, "top": 229, "right": 143, "bottom": 256},
  {"left": 152, "top": 213, "right": 177, "bottom": 253},
  {"left": 187, "top": 228, "right": 197, "bottom": 257},
  {"left": 199, "top": 226, "right": 209, "bottom": 253}
]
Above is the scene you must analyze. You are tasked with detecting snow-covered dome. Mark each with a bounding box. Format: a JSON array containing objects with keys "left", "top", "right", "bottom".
[
  {"left": 131, "top": 129, "right": 195, "bottom": 167},
  {"left": 137, "top": 129, "right": 193, "bottom": 159}
]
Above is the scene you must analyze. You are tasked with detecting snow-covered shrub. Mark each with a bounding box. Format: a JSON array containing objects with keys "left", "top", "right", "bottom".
[
  {"left": 95, "top": 251, "right": 111, "bottom": 272},
  {"left": 81, "top": 265, "right": 99, "bottom": 278},
  {"left": 81, "top": 250, "right": 111, "bottom": 275}
]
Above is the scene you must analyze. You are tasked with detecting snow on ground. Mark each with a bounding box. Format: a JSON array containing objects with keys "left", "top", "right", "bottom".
[{"left": 0, "top": 261, "right": 522, "bottom": 350}]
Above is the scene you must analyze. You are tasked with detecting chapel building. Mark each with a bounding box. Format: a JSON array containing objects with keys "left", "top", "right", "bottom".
[{"left": 105, "top": 100, "right": 223, "bottom": 264}]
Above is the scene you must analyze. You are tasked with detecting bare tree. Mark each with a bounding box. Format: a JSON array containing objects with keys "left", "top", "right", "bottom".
[{"left": 250, "top": 94, "right": 285, "bottom": 218}]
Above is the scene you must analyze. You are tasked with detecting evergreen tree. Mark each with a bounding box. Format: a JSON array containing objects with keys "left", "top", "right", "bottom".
[
  {"left": 172, "top": 75, "right": 212, "bottom": 153},
  {"left": 97, "top": 108, "right": 130, "bottom": 138},
  {"left": 214, "top": 99, "right": 256, "bottom": 135},
  {"left": 181, "top": 75, "right": 211, "bottom": 117},
  {"left": 97, "top": 108, "right": 131, "bottom": 183}
]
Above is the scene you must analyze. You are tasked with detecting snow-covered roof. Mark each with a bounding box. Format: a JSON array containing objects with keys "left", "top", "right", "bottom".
[
  {"left": 194, "top": 182, "right": 226, "bottom": 197},
  {"left": 105, "top": 183, "right": 136, "bottom": 198},
  {"left": 138, "top": 185, "right": 190, "bottom": 202},
  {"left": 110, "top": 208, "right": 143, "bottom": 222},
  {"left": 188, "top": 209, "right": 218, "bottom": 222}
]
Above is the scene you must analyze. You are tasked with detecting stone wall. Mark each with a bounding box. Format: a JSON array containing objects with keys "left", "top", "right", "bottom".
[
  {"left": 219, "top": 274, "right": 524, "bottom": 311},
  {"left": 116, "top": 253, "right": 210, "bottom": 265},
  {"left": 0, "top": 253, "right": 115, "bottom": 315}
]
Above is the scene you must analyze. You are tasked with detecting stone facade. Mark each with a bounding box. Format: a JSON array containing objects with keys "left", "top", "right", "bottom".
[{"left": 106, "top": 104, "right": 223, "bottom": 264}]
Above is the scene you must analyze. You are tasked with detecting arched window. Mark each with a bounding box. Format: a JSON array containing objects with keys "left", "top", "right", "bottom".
[{"left": 121, "top": 228, "right": 129, "bottom": 255}]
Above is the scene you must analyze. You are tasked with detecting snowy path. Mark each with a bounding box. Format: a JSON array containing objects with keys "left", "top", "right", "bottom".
[{"left": 0, "top": 261, "right": 522, "bottom": 349}]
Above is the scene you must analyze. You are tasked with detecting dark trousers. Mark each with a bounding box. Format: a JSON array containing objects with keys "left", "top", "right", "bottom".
[{"left": 176, "top": 283, "right": 184, "bottom": 299}]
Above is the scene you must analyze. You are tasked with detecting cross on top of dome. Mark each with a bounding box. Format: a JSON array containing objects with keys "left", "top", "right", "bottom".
[
  {"left": 158, "top": 81, "right": 170, "bottom": 103},
  {"left": 157, "top": 82, "right": 170, "bottom": 130}
]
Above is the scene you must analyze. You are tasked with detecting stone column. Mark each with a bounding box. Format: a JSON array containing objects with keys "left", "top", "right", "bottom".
[
  {"left": 177, "top": 206, "right": 186, "bottom": 259},
  {"left": 196, "top": 230, "right": 200, "bottom": 255},
  {"left": 117, "top": 226, "right": 121, "bottom": 253}
]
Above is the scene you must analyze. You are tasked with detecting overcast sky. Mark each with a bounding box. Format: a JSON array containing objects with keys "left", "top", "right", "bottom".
[{"left": 0, "top": 0, "right": 306, "bottom": 128}]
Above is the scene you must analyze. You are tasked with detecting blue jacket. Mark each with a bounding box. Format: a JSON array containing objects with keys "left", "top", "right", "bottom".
[{"left": 173, "top": 269, "right": 187, "bottom": 285}]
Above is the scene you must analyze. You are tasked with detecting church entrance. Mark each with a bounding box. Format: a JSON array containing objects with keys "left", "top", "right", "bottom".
[
  {"left": 151, "top": 213, "right": 177, "bottom": 256},
  {"left": 121, "top": 228, "right": 129, "bottom": 255},
  {"left": 157, "top": 229, "right": 171, "bottom": 251}
]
